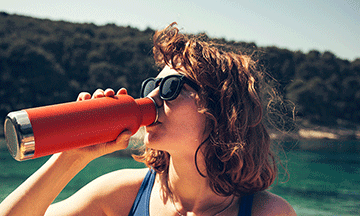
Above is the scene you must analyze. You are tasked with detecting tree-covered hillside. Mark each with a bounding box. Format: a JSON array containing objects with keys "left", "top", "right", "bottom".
[{"left": 0, "top": 12, "right": 359, "bottom": 133}]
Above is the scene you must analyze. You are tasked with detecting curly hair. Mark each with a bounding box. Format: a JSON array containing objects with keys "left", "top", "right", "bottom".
[{"left": 133, "top": 22, "right": 278, "bottom": 196}]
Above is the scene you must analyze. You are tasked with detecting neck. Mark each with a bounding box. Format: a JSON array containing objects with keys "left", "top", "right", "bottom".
[
  {"left": 168, "top": 153, "right": 207, "bottom": 201},
  {"left": 161, "top": 152, "right": 236, "bottom": 215}
]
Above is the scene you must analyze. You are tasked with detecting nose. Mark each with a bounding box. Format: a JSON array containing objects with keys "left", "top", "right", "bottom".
[{"left": 146, "top": 87, "right": 163, "bottom": 108}]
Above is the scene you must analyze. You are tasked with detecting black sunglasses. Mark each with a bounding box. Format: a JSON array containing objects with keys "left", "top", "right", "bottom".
[{"left": 140, "top": 74, "right": 200, "bottom": 101}]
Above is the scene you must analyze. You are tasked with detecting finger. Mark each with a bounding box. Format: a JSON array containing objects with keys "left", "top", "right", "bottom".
[
  {"left": 117, "top": 88, "right": 128, "bottom": 95},
  {"left": 104, "top": 88, "right": 115, "bottom": 97},
  {"left": 77, "top": 92, "right": 91, "bottom": 101},
  {"left": 92, "top": 89, "right": 105, "bottom": 99}
]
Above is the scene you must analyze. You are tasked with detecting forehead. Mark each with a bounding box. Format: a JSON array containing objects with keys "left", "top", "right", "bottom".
[{"left": 157, "top": 65, "right": 184, "bottom": 78}]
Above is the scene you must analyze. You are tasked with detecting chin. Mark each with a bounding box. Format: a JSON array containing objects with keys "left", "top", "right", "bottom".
[
  {"left": 143, "top": 132, "right": 159, "bottom": 147},
  {"left": 144, "top": 124, "right": 163, "bottom": 146},
  {"left": 143, "top": 132, "right": 170, "bottom": 152}
]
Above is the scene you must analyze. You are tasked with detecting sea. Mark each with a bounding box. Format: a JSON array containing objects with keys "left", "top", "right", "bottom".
[{"left": 0, "top": 140, "right": 359, "bottom": 216}]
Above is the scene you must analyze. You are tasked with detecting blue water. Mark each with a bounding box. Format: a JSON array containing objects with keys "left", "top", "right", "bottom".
[
  {"left": 269, "top": 147, "right": 360, "bottom": 215},
  {"left": 1, "top": 140, "right": 359, "bottom": 215}
]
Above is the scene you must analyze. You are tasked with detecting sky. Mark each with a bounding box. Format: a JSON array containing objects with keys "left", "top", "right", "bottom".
[{"left": 1, "top": 0, "right": 359, "bottom": 61}]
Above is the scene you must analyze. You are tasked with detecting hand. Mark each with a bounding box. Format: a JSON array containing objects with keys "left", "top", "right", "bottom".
[
  {"left": 64, "top": 88, "right": 132, "bottom": 162},
  {"left": 77, "top": 88, "right": 128, "bottom": 101}
]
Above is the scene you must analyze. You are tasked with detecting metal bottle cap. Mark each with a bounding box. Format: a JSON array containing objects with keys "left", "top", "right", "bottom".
[{"left": 4, "top": 110, "right": 35, "bottom": 161}]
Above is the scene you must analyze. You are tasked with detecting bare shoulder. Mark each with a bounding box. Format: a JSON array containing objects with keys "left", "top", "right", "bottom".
[
  {"left": 86, "top": 168, "right": 150, "bottom": 214},
  {"left": 251, "top": 191, "right": 297, "bottom": 216},
  {"left": 47, "top": 168, "right": 149, "bottom": 216},
  {"left": 89, "top": 167, "right": 150, "bottom": 193}
]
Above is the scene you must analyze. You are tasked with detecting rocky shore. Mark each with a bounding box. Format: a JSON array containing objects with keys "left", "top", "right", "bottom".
[
  {"left": 270, "top": 127, "right": 360, "bottom": 153},
  {"left": 270, "top": 127, "right": 360, "bottom": 141}
]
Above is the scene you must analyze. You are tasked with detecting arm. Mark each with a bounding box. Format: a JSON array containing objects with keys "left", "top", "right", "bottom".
[
  {"left": 45, "top": 168, "right": 148, "bottom": 216},
  {"left": 0, "top": 88, "right": 133, "bottom": 216},
  {"left": 0, "top": 152, "right": 91, "bottom": 216}
]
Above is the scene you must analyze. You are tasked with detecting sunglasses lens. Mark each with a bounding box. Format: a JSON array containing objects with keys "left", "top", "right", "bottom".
[
  {"left": 142, "top": 79, "right": 156, "bottom": 97},
  {"left": 162, "top": 77, "right": 181, "bottom": 99}
]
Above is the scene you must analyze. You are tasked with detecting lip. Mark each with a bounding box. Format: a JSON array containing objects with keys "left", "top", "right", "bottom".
[{"left": 147, "top": 121, "right": 161, "bottom": 128}]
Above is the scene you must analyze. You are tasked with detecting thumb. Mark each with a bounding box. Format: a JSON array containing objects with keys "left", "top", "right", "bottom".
[{"left": 103, "top": 130, "right": 133, "bottom": 153}]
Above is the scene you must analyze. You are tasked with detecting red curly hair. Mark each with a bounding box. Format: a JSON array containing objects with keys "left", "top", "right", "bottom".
[{"left": 133, "top": 22, "right": 277, "bottom": 196}]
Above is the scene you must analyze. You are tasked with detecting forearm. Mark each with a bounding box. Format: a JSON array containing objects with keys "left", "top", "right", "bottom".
[{"left": 0, "top": 152, "right": 90, "bottom": 216}]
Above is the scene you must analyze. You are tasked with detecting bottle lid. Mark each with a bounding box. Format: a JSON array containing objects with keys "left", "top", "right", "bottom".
[{"left": 4, "top": 110, "right": 35, "bottom": 161}]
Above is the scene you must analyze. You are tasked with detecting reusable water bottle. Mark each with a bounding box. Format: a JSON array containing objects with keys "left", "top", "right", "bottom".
[{"left": 4, "top": 95, "right": 157, "bottom": 161}]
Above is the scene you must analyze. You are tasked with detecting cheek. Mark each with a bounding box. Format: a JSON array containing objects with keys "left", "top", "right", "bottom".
[
  {"left": 168, "top": 106, "right": 207, "bottom": 139},
  {"left": 144, "top": 98, "right": 207, "bottom": 150}
]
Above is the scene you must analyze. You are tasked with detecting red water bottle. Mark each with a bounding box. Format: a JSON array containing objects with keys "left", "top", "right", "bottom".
[{"left": 4, "top": 95, "right": 157, "bottom": 161}]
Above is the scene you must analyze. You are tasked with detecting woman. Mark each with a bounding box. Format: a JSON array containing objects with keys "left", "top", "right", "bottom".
[{"left": 0, "top": 23, "right": 296, "bottom": 215}]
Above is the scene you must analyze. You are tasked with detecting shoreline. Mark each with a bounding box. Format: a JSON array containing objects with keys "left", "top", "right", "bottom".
[
  {"left": 270, "top": 127, "right": 360, "bottom": 141},
  {"left": 1, "top": 126, "right": 359, "bottom": 155},
  {"left": 270, "top": 127, "right": 360, "bottom": 154}
]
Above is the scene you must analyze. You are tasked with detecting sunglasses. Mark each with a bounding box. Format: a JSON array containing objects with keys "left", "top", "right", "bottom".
[{"left": 140, "top": 74, "right": 200, "bottom": 101}]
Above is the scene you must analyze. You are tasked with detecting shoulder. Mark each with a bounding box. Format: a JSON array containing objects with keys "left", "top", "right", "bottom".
[
  {"left": 89, "top": 168, "right": 150, "bottom": 214},
  {"left": 251, "top": 191, "right": 297, "bottom": 216},
  {"left": 89, "top": 167, "right": 150, "bottom": 191},
  {"left": 48, "top": 168, "right": 150, "bottom": 216}
]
